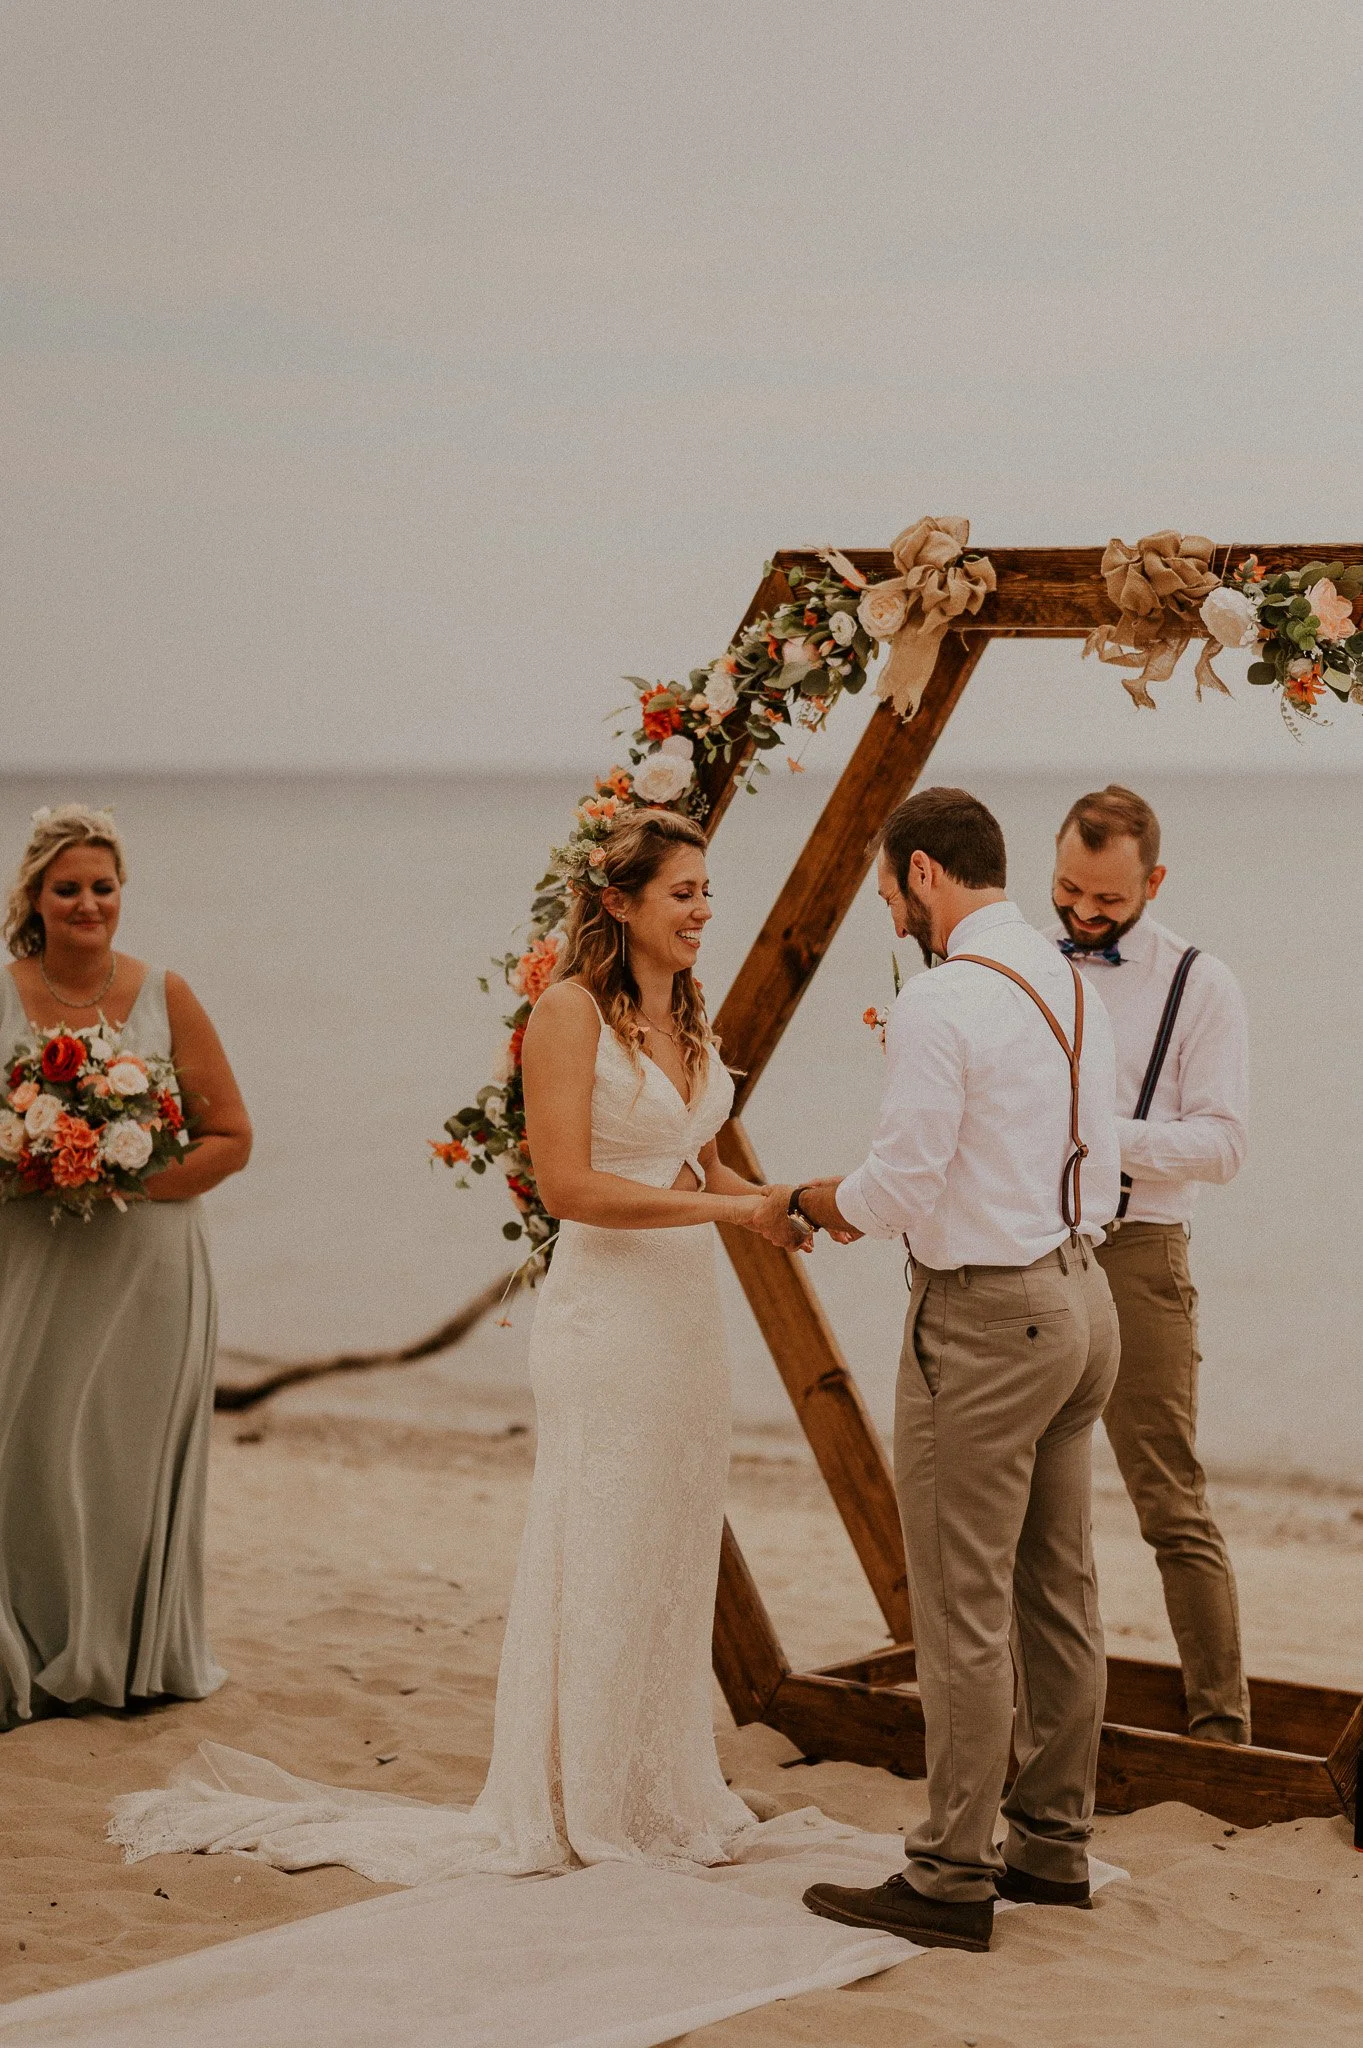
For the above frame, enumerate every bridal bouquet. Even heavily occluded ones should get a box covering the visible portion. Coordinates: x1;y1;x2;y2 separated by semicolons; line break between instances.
0;1023;191;1221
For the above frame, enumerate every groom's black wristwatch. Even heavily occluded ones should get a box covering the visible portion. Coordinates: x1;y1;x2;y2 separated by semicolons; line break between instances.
788;1186;822;1234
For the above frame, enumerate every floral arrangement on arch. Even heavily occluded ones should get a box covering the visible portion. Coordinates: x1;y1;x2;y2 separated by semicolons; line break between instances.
1200;557;1363;730
0;1023;191;1221
432;550;908;1280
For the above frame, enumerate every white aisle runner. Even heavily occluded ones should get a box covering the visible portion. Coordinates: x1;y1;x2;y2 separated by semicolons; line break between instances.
0;1827;1126;2048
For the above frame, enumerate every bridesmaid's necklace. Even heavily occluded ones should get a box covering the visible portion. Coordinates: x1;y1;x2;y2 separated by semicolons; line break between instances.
38;950;117;1010
638;1006;678;1043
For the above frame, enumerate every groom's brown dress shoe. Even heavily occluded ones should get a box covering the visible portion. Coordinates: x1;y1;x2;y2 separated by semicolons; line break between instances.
802;1872;993;1952
992;1865;1092;1909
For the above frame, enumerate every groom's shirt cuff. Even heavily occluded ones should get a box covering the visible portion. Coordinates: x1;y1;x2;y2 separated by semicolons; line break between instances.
834;1169;902;1241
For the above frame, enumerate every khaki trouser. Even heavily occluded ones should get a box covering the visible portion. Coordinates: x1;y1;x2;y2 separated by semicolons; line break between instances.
1094;1221;1250;1744
895;1240;1120;1903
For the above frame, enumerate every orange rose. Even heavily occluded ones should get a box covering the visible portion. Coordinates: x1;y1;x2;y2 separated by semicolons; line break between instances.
512;936;560;1005
49;1112;102;1189
639;686;683;741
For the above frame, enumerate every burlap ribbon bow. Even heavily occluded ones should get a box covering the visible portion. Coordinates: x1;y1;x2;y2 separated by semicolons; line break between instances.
826;518;996;720
1085;531;1231;707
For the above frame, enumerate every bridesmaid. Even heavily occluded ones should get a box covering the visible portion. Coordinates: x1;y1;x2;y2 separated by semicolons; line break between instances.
0;804;252;1729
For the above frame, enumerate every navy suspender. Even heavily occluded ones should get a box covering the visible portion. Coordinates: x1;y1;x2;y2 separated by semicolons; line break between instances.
1115;945;1200;1222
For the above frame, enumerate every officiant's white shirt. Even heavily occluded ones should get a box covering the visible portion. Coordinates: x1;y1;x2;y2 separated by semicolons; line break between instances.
836;901;1120;1268
1046;911;1249;1228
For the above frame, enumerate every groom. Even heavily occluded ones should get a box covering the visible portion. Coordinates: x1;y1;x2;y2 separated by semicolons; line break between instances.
755;787;1122;1953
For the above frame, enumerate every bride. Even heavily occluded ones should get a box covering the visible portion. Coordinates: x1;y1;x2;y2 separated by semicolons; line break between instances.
113;807;809;1885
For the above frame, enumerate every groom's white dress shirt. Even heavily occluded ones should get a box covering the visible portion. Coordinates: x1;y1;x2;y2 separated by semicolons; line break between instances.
836;900;1120;1268
1046;911;1249;1228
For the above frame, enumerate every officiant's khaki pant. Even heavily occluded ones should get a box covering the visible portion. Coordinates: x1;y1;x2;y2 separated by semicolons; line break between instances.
1095;1222;1250;1744
895;1240;1120;1903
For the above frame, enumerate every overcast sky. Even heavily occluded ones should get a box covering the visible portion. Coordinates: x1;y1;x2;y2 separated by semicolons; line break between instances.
4;0;1362;775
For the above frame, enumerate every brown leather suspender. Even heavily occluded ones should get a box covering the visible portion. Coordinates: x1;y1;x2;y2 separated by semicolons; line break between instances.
947;954;1089;1232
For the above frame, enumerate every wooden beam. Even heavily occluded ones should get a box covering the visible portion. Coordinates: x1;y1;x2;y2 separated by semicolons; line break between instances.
766;1669;1343;1827
714;631;989;1110
773;545;1363;638
1326;1697;1361;1824
768;1671;928;1781
715;1121;912;1644
1096;1722;1340;1828
712;1517;790;1725
814;1647;1356;1758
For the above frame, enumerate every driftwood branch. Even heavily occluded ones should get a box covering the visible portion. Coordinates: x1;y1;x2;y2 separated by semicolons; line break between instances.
213;1268;516;1412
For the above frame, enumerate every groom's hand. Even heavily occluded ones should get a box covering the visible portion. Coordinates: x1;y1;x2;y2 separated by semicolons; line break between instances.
797;1178;863;1244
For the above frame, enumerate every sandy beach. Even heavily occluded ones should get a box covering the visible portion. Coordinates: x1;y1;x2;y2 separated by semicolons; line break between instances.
0;1406;1358;2045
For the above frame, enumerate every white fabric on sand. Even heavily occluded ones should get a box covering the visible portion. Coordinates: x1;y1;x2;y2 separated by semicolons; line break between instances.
0;1827;1127;2047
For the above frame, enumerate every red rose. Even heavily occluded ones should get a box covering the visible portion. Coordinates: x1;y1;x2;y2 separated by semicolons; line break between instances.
17;1149;53;1193
158;1089;184;1132
41;1035;86;1084
9;1062;23;1088
508;1027;526;1069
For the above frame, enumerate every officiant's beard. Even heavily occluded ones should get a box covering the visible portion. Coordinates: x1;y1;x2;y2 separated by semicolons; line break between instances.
1053;897;1145;953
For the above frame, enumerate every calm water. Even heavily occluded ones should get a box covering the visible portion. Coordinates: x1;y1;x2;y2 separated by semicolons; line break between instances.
1;769;1359;1483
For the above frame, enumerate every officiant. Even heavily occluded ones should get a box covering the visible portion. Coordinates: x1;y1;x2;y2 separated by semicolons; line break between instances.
1049;784;1251;1746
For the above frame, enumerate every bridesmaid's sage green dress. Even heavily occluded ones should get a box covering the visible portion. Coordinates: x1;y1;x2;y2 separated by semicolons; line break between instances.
0;966;225;1730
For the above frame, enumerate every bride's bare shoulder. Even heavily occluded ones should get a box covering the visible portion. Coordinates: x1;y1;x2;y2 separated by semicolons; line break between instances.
523;979;602;1053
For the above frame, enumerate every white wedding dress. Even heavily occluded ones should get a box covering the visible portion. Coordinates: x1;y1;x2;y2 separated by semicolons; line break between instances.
0;1010;1125;2047
109;1016;758;1883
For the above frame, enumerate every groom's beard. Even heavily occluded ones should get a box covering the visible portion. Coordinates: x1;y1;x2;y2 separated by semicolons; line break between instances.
901;890;936;968
1053;897;1145;953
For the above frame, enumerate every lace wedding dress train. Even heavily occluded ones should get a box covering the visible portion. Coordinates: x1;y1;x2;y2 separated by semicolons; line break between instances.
112;1018;765;1882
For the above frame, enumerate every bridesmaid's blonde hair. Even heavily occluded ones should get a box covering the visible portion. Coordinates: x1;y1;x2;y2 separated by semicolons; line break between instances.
553;809;713;1085
4;804;127;958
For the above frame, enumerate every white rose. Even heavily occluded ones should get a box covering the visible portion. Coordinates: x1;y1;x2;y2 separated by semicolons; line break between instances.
101;1119;154;1171
106;1058;149;1097
633;751;695;804
24;1092;63;1139
827;609;857;646
857;583;910;641
702;668;739;717
0;1109;25;1161
86;1035;115;1062
657;733;694;759
1199;585;1260;650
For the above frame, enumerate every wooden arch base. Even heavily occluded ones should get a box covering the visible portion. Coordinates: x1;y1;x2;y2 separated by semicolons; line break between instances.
700;544;1362;1834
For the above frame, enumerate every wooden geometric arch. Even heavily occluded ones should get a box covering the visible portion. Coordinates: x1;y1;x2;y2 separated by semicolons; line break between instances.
701;543;1362;1833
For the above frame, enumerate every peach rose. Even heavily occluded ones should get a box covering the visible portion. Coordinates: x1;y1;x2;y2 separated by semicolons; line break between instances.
1307;578;1354;643
8;1080;39;1113
857;583;910;641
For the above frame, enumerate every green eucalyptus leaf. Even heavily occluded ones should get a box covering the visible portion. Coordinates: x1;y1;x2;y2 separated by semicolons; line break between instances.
502;1221;523;1241
470;1156;487;1175
1246;661;1277;686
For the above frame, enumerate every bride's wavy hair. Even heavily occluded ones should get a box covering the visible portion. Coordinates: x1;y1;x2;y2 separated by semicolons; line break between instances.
552;809;713;1084
5;804;127;959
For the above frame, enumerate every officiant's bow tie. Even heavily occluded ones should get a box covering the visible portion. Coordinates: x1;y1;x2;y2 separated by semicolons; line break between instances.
1059;938;1123;965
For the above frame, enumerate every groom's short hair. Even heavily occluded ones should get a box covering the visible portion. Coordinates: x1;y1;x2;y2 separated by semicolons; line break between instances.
878;787;1007;892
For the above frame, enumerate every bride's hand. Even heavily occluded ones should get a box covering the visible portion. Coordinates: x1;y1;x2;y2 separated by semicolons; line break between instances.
740;1185;813;1252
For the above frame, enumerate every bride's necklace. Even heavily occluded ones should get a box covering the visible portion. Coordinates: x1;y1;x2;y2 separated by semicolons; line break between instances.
638;1007;678;1044
38;950;117;1010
